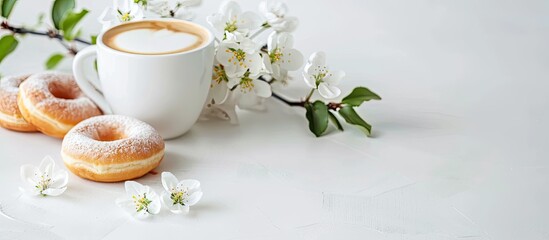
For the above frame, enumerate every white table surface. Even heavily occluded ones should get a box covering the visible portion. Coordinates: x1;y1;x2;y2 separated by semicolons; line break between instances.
1;0;548;239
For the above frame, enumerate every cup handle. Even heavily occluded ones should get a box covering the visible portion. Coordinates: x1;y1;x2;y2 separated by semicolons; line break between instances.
73;45;113;114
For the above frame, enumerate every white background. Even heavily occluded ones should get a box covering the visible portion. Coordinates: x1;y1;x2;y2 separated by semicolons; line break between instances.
1;0;548;239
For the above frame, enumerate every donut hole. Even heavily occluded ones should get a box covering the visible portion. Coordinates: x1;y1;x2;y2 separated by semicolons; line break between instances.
94;125;127;142
48;81;79;100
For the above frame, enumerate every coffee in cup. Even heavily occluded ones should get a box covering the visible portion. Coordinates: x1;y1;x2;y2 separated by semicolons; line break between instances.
102;20;208;55
73;19;215;139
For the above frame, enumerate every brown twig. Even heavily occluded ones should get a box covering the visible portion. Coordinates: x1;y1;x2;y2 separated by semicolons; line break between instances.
258;76;343;111
271;92;305;107
1;21;91;55
327;102;342;111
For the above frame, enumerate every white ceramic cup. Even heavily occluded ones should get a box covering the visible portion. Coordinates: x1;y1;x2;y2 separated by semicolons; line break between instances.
73;19;215;139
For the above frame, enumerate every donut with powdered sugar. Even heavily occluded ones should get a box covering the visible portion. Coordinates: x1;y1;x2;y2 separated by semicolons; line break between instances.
0;74;37;132
61;115;165;182
17;72;102;138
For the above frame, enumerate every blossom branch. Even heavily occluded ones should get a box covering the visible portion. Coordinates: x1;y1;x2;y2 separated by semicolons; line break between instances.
1;20;91;55
258;76;343;111
270;91;342;111
271;92;304;107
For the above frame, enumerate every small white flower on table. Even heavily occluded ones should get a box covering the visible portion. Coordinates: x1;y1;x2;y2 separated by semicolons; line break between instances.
98;0;145;31
160;172;202;214
207;1;262;38
259;1;299;32
303;51;346;99
116;181;161;219
20;156;68;197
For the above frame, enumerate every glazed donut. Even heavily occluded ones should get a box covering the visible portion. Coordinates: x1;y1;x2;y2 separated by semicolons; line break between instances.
18;72;102;138
0;75;37;132
61;115;165;182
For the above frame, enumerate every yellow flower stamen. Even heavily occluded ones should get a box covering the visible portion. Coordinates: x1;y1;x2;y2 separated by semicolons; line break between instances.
224;20;238;33
269;48;283;64
212;65;228;84
227;48;248;68
170;188;188;206
34;172;52;196
132;193;152;213
118;10;133;22
312;65;330;87
239;71;254;92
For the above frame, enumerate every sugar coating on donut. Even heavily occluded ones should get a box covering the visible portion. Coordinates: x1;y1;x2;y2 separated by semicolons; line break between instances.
0;74;30;115
62;115;165;163
20;72;102;124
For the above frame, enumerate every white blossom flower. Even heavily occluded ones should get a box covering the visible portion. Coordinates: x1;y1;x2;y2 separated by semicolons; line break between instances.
259;1;299;32
210;64;230;102
303;51;345;99
216;48;271;99
216;38;263;82
115;0;145;22
147;0;201;20
207;1;261;38
228;70;272;98
265;32;303;78
116;181;161;219
98;0;144;31
225;31;261;55
20;156;68;197
203;63;245;123
160;172;203;214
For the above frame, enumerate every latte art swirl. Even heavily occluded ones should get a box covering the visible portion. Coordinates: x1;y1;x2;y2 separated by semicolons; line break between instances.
102;21;207;55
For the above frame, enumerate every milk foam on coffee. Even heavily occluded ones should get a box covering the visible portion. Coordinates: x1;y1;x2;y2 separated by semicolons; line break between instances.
113;28;199;54
102;20;207;55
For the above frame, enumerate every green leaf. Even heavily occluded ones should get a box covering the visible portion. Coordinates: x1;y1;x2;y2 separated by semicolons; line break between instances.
51;0;75;30
0;35;18;64
1;0;18;18
45;53;64;69
59;9;88;41
305;100;329;137
338;106;372;136
341;87;381;107
328;111;344;131
90;35;97;45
